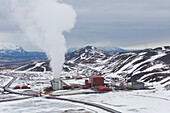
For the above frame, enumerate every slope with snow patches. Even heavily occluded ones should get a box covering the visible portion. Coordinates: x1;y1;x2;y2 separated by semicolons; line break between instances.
14;46;170;89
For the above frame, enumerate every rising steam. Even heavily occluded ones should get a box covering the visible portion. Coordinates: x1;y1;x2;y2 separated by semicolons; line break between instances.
10;0;76;78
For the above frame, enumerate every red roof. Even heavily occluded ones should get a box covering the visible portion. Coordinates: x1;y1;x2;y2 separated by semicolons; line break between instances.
22;85;29;89
74;85;79;88
82;86;89;89
89;76;104;78
14;85;20;89
74;76;84;79
63;86;72;89
97;86;110;92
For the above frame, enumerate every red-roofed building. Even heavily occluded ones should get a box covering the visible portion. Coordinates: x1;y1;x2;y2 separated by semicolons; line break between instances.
97;86;110;92
89;76;104;87
14;85;20;89
22;85;29;89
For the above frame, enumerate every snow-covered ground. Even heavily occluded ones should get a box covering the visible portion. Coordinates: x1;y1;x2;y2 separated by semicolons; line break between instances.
6;71;52;93
1;70;170;113
60;89;170;113
0;94;30;100
0;75;13;87
0;97;107;113
52;89;95;96
1;88;170;113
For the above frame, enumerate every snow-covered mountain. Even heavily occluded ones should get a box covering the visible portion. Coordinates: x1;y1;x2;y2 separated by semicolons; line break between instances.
67;47;79;54
0;43;47;68
0;43;48;57
0;43;26;55
0;43;47;57
66;46;112;63
67;46;128;53
15;45;170;89
0;43;21;50
97;46;128;52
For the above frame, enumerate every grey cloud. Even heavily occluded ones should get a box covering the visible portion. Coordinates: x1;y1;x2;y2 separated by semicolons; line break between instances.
0;0;170;50
61;0;170;48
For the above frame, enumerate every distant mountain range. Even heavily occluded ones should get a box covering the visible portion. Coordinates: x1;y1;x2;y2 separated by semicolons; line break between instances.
0;43;47;68
67;46;129;53
0;43;46;57
0;43;26;55
0;43;129;56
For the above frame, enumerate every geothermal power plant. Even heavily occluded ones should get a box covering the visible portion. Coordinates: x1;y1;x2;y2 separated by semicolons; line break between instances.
51;78;63;90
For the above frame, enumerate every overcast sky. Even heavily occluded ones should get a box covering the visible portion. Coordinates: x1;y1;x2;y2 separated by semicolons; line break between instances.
0;0;170;51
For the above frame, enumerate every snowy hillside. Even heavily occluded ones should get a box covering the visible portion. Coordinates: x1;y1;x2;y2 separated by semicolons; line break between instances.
66;46;112;63
14;46;170;89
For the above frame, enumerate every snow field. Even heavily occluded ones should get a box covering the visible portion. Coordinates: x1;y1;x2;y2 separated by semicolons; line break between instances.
60;90;170;113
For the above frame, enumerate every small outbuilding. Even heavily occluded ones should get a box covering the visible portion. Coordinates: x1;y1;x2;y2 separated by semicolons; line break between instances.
82;86;89;89
14;85;20;89
97;86;111;92
74;85;79;88
22;85;29;89
131;82;144;90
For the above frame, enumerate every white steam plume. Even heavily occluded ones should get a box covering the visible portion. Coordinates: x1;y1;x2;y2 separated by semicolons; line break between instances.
10;0;76;78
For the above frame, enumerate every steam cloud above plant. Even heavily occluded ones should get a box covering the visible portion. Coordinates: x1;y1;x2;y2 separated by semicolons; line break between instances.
10;0;76;78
